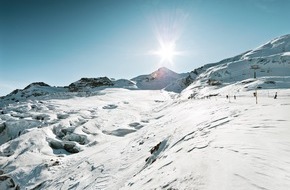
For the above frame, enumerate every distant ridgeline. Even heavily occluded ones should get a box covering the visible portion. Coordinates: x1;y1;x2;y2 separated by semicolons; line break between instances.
1;34;290;105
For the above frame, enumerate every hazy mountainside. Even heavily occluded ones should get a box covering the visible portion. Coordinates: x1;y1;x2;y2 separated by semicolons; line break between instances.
1;34;290;189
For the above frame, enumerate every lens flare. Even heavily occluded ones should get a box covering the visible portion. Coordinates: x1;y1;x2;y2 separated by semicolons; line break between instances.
152;41;181;64
146;2;189;66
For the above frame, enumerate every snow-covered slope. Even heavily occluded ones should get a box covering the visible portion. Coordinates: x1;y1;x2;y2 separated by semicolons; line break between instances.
164;71;197;93
0;88;290;189
131;67;186;90
242;34;290;59
181;34;290;99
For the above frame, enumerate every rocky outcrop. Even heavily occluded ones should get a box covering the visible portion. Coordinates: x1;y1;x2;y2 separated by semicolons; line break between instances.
23;82;50;90
68;77;114;92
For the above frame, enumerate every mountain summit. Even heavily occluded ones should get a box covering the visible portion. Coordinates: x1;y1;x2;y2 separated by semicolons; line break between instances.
150;67;180;79
131;67;185;90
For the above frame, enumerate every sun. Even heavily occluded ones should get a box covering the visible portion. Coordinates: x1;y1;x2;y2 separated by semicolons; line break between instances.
153;41;178;63
156;42;175;63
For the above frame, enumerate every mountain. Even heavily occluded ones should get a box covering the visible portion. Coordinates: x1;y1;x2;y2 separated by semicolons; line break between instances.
0;77;136;106
1;67;185;104
0;82;67;106
131;67;186;90
1;34;290;189
163;50;253;93
2;34;290;102
179;34;290;99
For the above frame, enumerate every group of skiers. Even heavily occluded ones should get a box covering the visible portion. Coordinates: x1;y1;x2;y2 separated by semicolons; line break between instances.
225;92;278;100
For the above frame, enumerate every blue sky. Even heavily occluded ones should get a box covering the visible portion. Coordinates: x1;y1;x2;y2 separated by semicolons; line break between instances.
1;0;290;96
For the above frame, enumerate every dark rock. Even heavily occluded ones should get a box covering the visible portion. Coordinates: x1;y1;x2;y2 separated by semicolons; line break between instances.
48;139;63;149
23;82;50;90
68;77;113;92
207;79;221;86
52;160;60;166
10;89;20;95
63;142;80;153
0;122;6;133
150;142;161;154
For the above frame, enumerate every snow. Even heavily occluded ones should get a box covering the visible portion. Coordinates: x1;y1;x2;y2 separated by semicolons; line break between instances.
0;87;290;189
1;34;290;189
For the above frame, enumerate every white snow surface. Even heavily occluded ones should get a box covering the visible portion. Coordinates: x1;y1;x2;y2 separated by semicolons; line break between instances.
0;86;290;190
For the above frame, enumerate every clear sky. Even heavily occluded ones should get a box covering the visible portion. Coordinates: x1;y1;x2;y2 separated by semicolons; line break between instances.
1;0;290;96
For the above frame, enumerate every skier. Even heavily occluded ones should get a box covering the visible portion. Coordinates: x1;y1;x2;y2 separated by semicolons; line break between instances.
274;92;277;99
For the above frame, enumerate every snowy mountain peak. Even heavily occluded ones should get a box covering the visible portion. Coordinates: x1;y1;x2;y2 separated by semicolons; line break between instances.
131;67;184;90
150;67;179;79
